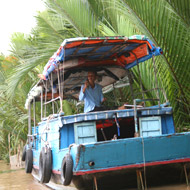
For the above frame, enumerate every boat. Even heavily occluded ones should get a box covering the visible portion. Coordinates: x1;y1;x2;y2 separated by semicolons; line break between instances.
22;35;190;190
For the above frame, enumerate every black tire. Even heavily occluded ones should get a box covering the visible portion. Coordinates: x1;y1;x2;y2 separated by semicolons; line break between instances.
25;148;33;173
39;147;52;183
61;154;73;186
22;145;26;161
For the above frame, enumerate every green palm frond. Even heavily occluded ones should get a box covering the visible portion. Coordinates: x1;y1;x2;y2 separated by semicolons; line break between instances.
113;0;190;127
46;0;98;36
165;0;190;27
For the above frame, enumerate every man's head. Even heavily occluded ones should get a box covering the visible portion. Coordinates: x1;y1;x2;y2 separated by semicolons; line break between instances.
87;71;97;84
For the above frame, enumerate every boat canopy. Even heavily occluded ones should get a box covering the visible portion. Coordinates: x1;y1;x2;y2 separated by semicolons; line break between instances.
42;35;162;79
25;35;163;109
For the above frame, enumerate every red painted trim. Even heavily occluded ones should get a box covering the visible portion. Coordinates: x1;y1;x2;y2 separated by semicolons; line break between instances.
52;170;61;175
33;165;39;169
73;158;190;176
33;158;190;176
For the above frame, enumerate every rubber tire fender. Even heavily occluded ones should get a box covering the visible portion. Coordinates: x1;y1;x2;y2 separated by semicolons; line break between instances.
61;154;73;186
25;148;33;173
39;147;52;183
22;145;26;161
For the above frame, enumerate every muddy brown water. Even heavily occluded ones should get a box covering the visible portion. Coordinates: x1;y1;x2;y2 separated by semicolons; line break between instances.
0;160;48;190
0;160;189;190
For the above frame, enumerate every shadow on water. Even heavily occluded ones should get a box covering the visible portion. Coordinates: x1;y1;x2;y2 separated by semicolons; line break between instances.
0;160;189;190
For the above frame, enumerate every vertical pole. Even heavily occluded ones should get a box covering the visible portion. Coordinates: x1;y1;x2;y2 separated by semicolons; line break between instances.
44;80;47;117
57;65;61;96
152;55;161;107
62;64;64;99
41;87;43;120
134;99;139;137
131;52;145;100
57;65;63;112
33;98;36;131
136;169;145;190
33;98;36;149
137;64;145;99
28;102;31;146
184;164;189;187
93;176;98;190
126;69;135;100
50;72;55;114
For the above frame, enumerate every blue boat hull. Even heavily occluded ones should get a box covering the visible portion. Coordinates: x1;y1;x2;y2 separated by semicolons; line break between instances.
32;132;190;189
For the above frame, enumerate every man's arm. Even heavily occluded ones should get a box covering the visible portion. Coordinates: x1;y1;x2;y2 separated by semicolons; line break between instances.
82;80;89;93
99;85;105;103
79;85;85;101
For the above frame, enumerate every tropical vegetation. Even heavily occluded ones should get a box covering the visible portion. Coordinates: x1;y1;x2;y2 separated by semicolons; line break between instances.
0;0;189;162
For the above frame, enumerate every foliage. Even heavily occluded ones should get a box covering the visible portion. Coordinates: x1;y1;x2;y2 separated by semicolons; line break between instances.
0;55;29;161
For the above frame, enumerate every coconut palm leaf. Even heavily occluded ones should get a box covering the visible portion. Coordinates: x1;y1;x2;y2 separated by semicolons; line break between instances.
112;0;190;127
46;0;98;36
165;0;190;27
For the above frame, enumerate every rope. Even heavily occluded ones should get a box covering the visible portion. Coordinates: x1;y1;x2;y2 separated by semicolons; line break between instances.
40;114;54;145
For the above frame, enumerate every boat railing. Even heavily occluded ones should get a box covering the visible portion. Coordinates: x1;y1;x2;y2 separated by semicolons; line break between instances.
43;96;63;112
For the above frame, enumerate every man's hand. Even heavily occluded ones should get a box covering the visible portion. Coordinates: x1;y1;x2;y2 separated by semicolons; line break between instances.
83;80;89;93
38;74;46;80
102;97;106;103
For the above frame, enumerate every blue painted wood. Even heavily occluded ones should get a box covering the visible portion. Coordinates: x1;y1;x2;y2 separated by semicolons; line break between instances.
59;107;173;125
32;126;39;150
32;107;178;175
161;115;175;134
70;132;190;172
60;123;74;149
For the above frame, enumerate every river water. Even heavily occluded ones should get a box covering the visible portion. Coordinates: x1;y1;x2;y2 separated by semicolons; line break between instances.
0;160;48;190
0;160;189;190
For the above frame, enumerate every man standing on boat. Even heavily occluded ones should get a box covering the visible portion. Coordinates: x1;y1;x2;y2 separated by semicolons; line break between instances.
79;71;105;113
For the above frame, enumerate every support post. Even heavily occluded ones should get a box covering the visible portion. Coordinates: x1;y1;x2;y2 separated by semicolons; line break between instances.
134;99;139;137
44;80;47;117
33;97;36;131
50;72;55;114
93;175;98;190
136;169;145;190
137;64;145;99
152;55;161;107
126;69;135;100
28;102;31;147
184;164;189;187
57;65;63;113
41;86;43;120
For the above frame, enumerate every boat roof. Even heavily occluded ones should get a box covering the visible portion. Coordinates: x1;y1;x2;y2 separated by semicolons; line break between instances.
25;35;163;109
50;35;162;70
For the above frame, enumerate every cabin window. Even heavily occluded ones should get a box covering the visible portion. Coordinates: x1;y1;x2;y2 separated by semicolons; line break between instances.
96;118;135;141
74;122;97;144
